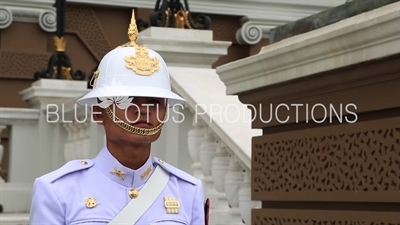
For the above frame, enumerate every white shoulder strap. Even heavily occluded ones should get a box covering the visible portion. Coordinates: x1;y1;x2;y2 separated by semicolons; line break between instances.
108;165;170;225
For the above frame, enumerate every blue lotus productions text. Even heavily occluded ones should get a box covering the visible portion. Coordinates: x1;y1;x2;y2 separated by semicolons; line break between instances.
194;103;358;124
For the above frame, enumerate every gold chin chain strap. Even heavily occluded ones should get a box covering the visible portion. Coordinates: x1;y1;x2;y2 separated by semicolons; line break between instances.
105;107;164;136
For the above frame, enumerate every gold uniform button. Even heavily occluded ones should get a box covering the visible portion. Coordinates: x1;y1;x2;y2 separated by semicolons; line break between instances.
158;159;164;164
81;161;88;165
85;197;97;208
129;188;139;199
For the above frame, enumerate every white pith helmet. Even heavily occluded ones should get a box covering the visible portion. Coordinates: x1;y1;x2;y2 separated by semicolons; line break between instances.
76;10;185;108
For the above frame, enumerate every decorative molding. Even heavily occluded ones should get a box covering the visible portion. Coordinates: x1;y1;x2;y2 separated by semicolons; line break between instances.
236;18;279;45
137;27;232;68
0;108;40;125
27;0;345;18
217;2;400;95
0;1;56;32
1;0;345;44
87;0;345;45
19;79;89;109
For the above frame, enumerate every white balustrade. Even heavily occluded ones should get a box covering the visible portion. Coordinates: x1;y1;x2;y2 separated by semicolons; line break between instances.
187;114;262;225
198;127;220;222
187;116;206;180
239;167;262;224
0;108;40;214
225;154;245;224
211;140;231;225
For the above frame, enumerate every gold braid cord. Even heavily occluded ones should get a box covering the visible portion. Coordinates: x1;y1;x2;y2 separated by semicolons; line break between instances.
105;107;164;136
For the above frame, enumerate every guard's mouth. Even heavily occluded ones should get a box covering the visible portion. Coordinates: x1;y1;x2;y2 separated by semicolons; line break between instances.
130;120;152;127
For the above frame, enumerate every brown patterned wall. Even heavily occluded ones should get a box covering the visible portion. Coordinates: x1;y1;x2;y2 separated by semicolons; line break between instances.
64;5;114;61
253;117;400;202
236;54;400;224
0;51;51;80
253;209;400;225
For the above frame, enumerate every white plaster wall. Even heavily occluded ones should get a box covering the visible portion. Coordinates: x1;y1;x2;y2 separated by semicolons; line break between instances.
50;123;68;170
8;124;39;183
89;122;106;159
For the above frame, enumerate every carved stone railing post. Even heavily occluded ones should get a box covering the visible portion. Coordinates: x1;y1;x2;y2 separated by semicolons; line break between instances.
199;127;220;221
211;140;231;225
225;152;245;224
187;116;206;180
0;124;6;183
239;164;261;224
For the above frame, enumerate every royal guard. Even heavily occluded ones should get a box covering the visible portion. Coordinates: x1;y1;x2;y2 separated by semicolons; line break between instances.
29;9;209;225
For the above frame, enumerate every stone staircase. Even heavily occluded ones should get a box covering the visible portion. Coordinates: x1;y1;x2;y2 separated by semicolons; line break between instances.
0;213;29;225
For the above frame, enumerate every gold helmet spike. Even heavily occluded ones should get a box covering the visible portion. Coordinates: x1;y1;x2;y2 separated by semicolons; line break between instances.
127;9;138;46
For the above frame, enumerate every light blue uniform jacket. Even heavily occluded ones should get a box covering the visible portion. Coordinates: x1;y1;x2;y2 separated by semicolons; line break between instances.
29;146;205;225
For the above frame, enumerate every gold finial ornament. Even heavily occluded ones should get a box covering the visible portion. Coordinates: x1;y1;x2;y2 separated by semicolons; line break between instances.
127;10;139;46
121;9;160;76
53;36;67;52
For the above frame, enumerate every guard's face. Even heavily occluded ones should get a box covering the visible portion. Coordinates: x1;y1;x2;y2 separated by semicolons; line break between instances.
93;97;167;144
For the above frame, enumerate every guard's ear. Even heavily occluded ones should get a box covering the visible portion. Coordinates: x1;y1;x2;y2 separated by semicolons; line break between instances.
92;105;104;125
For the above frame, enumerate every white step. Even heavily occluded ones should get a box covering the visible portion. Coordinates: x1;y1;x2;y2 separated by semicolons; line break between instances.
0;213;29;225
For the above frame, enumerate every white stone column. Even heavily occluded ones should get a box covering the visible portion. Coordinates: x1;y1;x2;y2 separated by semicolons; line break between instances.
187;116;206;180
63;123;73;162
63;119;91;161
199;127;219;224
0;124;6;183
19;79;88;176
61;96;105;160
211;140;231;225
239;166;261;224
225;153;245;225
